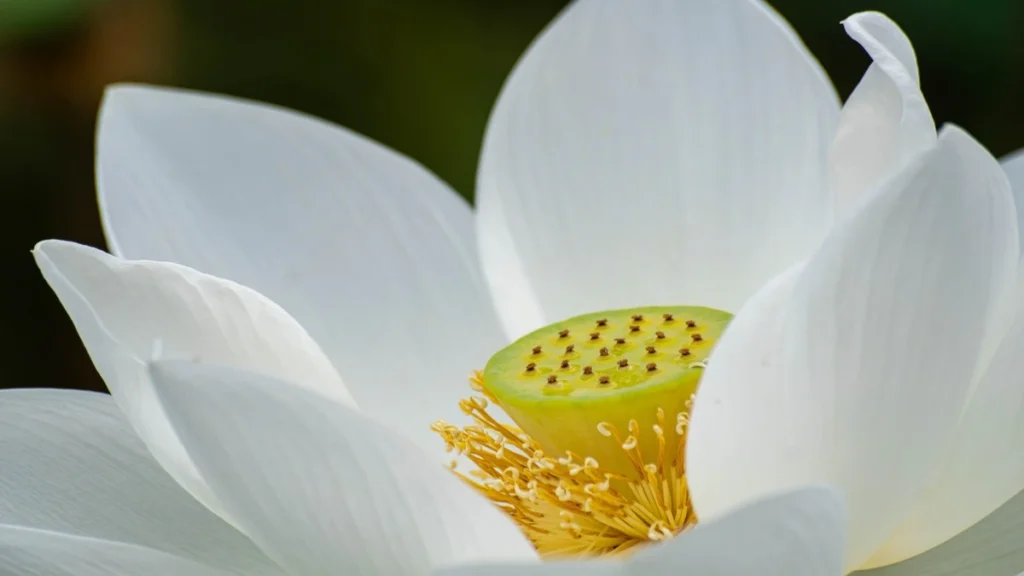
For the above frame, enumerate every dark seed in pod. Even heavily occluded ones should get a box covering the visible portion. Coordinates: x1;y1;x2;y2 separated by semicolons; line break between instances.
646;346;656;354
599;347;610;357
596;319;608;327
558;329;570;338
560;360;570;369
692;333;704;342
525;362;536;372
532;345;542;355
547;375;558;385
599;376;610;385
686;320;697;328
655;331;666;339
679;348;691;357
590;332;601;340
615;338;626;345
617;359;629;368
565;344;575;353
646;362;657;372
583;366;593;375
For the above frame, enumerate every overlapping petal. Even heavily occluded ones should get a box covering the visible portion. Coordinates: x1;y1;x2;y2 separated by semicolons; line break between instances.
0;388;280;575
857;487;1024;575
828;12;936;213
0;527;238;576
33;240;350;519
1003;149;1024;250
476;0;840;338
97;85;509;445
148;360;537;576
687;125;1019;569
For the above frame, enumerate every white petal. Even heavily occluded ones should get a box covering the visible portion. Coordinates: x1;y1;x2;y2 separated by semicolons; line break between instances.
828;12;936;214
0;526;237;576
33;240;351;518
856;488;1024;576
687;125;1019;569
0;388;281;575
1003;148;1024;251
98;84;511;443
867;296;1024;565
435;486;847;576
148;359;537;576
476;0;840;335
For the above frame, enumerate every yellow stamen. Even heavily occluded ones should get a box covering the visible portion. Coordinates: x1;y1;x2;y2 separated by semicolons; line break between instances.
433;371;697;557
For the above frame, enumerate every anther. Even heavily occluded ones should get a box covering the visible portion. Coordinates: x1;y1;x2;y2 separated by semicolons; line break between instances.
686;320;697;328
532;345;542;355
596;319;608;327
614;338;626;345
560;360;570;369
558;329;570;339
629;325;641;333
565;344;575;354
679;348;691;357
583;366;593;375
645;346;656;354
663;313;674;321
692;333;703;342
525;362;537;372
631;314;644;322
589;332;600;340
546;375;558;385
599;347;610;357
617;359;629;368
655;331;666;339
646;362;657;372
599;376;610;385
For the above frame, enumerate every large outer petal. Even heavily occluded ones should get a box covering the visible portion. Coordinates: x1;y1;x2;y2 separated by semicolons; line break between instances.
476;0;840;338
0;527;238;576
0;388;281;575
827;12;935;214
863;149;1024;565
148;360;537;576
33;240;350;520
857;487;1024;576
97;85;509;444
687;125;1019;569
435;487;847;576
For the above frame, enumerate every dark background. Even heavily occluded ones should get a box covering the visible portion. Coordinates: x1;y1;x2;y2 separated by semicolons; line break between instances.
2;0;1021;393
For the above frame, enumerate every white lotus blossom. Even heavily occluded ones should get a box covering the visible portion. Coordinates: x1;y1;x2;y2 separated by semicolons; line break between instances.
6;1;1024;575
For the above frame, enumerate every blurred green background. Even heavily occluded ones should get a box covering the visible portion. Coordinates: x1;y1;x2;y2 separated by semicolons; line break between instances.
1;0;1022;392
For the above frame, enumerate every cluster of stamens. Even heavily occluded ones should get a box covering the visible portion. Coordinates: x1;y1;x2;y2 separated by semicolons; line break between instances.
432;373;699;557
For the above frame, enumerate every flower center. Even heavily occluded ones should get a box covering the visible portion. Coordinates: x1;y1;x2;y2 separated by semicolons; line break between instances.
432;306;732;558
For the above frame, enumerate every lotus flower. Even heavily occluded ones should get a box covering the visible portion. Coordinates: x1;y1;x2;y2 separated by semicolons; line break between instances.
7;1;1024;575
